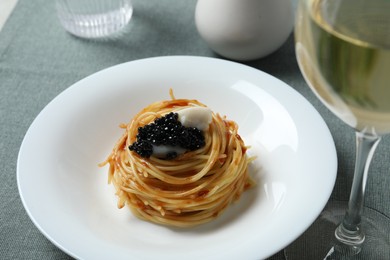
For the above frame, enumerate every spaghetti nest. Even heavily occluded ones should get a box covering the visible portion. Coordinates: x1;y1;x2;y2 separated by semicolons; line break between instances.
100;95;255;227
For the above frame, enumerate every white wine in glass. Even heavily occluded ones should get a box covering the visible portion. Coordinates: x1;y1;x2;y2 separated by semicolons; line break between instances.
290;0;390;258
296;0;390;134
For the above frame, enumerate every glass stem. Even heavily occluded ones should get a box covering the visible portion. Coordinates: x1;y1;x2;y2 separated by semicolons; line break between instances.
335;131;381;245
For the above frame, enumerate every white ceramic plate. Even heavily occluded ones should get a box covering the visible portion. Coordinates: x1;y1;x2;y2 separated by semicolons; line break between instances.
17;56;337;260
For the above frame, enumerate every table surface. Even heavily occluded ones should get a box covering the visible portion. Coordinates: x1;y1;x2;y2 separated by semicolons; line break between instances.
1;0;389;259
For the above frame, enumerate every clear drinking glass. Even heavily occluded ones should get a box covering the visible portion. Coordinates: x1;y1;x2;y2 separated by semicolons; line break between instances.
56;0;133;39
287;0;390;259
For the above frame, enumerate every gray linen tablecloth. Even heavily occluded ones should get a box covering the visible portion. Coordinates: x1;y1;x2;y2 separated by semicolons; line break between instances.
0;0;389;259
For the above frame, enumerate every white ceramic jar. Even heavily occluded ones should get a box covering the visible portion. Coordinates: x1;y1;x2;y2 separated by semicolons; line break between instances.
195;0;294;61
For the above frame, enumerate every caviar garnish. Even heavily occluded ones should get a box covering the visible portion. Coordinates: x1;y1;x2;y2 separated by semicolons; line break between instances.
128;140;153;158
129;112;206;159
166;151;178;160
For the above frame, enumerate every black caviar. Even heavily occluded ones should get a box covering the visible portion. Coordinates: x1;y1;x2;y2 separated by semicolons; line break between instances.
129;112;205;159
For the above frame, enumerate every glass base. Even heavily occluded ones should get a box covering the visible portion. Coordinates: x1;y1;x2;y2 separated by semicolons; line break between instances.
285;201;390;260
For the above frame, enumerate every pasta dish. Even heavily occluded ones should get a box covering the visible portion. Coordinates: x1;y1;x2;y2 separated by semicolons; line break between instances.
100;90;255;227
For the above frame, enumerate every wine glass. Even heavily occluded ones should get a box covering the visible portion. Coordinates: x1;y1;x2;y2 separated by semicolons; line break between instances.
286;0;390;258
